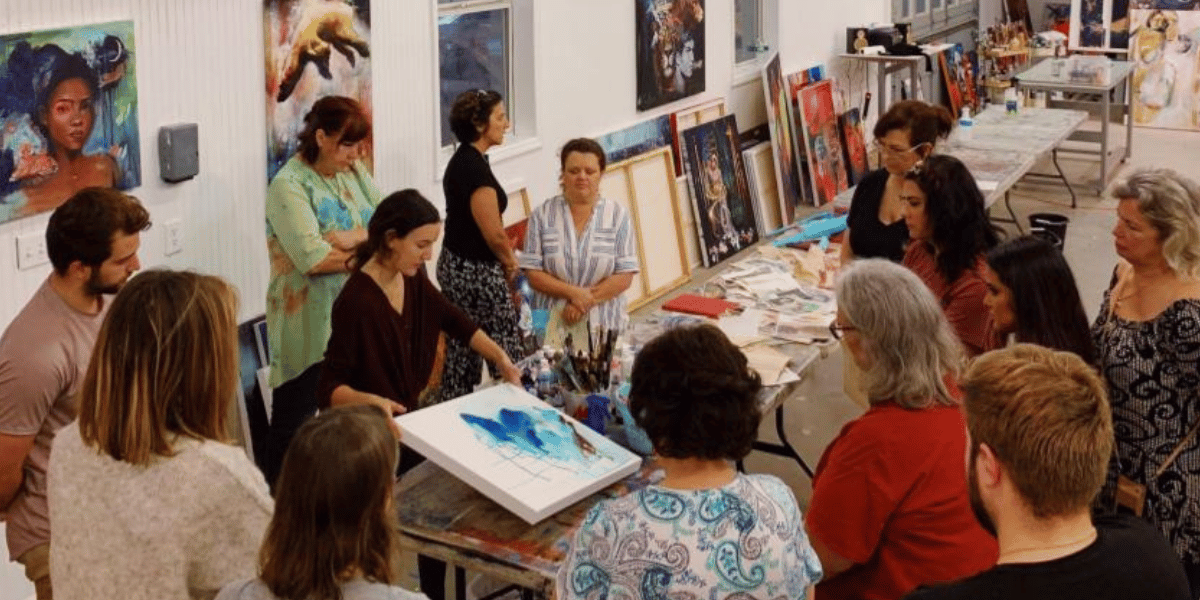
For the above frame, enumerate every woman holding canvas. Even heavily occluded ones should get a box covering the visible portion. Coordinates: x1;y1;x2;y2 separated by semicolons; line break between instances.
520;138;639;331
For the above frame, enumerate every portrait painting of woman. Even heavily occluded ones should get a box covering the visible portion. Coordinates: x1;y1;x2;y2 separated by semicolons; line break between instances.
0;21;140;223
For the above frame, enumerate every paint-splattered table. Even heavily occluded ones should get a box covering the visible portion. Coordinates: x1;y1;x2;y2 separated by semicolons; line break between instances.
395;457;662;600
834;106;1089;229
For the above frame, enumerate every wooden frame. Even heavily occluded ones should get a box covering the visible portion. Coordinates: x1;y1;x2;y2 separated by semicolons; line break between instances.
599;147;692;311
743;142;783;235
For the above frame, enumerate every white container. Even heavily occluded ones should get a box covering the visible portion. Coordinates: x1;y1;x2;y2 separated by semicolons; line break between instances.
958;107;975;141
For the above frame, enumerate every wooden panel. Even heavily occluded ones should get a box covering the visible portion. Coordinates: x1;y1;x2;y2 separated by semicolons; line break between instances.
628;152;689;293
598;167;647;304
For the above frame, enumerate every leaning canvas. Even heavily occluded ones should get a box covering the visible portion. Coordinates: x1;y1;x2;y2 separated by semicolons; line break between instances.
1129;8;1200;132
264;0;372;182
680;114;760;266
0;21;141;224
395;384;641;524
797;80;850;205
761;53;805;225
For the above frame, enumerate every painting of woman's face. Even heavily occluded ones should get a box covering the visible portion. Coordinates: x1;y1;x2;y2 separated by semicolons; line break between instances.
41;77;95;153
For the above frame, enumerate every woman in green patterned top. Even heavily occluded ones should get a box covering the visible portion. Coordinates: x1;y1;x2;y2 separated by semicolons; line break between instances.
262;95;381;486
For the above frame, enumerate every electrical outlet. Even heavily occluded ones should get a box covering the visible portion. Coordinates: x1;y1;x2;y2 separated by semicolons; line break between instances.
164;219;183;256
16;232;48;270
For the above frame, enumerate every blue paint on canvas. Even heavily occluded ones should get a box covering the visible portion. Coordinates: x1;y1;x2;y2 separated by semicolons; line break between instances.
461;407;618;478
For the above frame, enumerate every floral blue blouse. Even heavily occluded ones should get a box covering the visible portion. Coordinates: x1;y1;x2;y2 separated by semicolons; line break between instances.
557;473;822;600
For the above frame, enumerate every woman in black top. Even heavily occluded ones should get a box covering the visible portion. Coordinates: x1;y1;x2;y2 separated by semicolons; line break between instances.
437;90;523;402
842;100;953;264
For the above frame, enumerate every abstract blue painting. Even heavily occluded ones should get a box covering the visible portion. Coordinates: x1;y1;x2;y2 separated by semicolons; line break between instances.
396;384;641;523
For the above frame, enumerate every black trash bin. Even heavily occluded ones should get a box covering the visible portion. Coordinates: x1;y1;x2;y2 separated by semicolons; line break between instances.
1028;213;1069;250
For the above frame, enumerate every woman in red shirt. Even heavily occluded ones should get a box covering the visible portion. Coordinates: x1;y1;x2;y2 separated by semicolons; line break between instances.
808;259;998;600
900;155;1001;356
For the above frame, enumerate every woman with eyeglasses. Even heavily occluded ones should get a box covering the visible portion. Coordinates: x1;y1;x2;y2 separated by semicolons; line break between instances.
808;259;997;600
841;100;953;264
901;154;1001;357
437;90;524;404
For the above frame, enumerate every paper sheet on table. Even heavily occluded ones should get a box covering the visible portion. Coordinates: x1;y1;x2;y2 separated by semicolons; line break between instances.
975;179;999;191
742;344;792;385
718;309;768;341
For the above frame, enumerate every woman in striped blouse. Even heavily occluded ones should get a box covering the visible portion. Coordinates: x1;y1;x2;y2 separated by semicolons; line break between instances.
520;138;639;332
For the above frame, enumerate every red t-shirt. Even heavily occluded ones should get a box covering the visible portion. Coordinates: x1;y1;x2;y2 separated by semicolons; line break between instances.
807;400;998;600
903;242;997;356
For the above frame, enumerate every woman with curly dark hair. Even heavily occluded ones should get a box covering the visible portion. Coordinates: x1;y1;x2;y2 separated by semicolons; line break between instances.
556;324;823;600
900;154;1001;356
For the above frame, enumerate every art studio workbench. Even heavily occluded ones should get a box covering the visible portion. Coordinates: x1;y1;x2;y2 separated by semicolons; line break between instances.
394;246;830;600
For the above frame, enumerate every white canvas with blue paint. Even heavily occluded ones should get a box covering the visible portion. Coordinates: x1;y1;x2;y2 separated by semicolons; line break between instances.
395;384;642;523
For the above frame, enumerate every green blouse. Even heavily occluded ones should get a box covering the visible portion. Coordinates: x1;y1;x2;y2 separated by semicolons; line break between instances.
265;156;381;388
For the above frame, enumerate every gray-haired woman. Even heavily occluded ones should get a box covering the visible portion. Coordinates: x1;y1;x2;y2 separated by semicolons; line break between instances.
805;259;997;600
1091;168;1200;595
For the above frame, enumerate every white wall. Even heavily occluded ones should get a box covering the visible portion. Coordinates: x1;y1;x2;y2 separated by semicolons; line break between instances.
0;0;887;591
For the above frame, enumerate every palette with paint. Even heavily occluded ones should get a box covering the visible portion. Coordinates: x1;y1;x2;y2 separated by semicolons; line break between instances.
395;384;642;524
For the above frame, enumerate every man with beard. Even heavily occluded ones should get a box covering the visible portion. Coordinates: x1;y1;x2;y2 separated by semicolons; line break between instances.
0;186;148;600
904;344;1189;600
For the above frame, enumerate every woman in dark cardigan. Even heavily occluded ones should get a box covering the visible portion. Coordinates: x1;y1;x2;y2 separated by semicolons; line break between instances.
317;188;521;417
318;189;521;600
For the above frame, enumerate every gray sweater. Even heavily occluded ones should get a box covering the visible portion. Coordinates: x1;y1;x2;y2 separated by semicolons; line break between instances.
216;577;429;600
47;422;273;600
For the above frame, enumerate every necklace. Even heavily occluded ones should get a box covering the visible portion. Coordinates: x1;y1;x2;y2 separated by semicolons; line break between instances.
997;529;1097;562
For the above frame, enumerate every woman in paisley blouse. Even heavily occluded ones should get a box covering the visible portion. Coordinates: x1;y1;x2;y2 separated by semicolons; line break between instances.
1092;168;1200;595
557;323;822;600
262;95;381;486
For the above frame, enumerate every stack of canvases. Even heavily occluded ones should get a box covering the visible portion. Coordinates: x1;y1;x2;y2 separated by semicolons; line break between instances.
759;52;868;225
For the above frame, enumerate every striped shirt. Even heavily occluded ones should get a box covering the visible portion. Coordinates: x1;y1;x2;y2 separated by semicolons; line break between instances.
519;195;639;331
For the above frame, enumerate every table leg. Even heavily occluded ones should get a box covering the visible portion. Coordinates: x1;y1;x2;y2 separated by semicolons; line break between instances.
1052;149;1077;208
910;63;919;102
1124;76;1133;163
877;63;887;120
749;404;814;478
456;566;467;600
1100;89;1110;195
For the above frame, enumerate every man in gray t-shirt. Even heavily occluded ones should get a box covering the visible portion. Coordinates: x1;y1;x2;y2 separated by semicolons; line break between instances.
0;188;149;600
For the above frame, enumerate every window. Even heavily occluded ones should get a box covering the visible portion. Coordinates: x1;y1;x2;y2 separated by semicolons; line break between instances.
436;0;534;154
734;0;777;73
893;0;977;40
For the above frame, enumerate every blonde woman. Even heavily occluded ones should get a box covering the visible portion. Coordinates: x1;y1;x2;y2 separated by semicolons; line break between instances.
48;270;272;600
217;406;426;600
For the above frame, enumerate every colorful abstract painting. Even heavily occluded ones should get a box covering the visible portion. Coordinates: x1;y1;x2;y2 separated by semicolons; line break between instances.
0;21;140;224
838;108;869;186
680;115;760;267
636;0;706;110
785;72;818;205
264;0;372;183
1130;8;1200;131
797;80;850;206
761;53;804;225
395;384;640;524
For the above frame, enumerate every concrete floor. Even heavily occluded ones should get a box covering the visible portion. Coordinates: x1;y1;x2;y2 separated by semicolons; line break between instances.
745;122;1196;509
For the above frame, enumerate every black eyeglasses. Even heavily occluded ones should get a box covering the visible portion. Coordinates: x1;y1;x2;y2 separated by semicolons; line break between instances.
829;322;857;340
